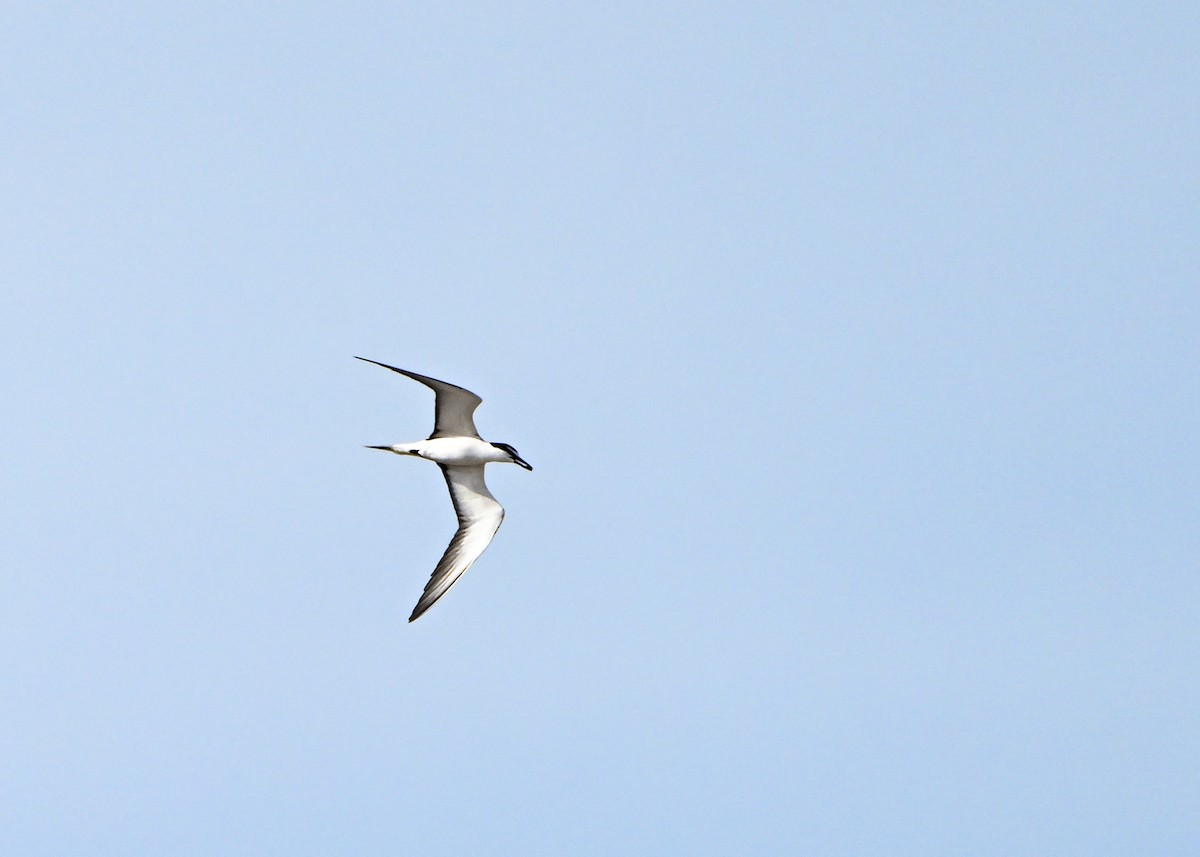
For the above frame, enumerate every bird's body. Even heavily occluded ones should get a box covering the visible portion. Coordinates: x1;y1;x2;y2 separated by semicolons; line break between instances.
356;357;531;622
374;436;519;466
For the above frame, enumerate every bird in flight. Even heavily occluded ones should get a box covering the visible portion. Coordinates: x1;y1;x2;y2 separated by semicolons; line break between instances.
357;356;532;622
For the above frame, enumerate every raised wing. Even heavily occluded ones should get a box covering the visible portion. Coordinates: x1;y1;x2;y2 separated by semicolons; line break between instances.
409;465;505;622
355;356;483;439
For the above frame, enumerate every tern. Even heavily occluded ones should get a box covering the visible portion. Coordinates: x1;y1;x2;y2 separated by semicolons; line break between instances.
357;356;532;622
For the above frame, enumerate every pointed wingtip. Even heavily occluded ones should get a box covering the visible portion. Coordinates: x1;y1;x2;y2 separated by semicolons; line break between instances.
409;593;441;622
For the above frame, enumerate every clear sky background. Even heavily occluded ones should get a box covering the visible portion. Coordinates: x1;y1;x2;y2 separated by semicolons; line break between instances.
2;3;1197;855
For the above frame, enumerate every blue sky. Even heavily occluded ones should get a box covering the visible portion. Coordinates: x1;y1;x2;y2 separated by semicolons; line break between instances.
2;3;1197;854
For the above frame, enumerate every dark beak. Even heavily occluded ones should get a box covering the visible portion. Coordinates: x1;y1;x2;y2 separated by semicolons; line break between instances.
364;445;393;451
512;455;533;471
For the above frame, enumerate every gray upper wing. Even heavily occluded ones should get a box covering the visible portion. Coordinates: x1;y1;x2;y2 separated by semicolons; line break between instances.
355;356;483;439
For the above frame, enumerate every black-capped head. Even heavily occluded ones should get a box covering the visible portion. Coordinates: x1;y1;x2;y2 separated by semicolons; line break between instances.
491;442;532;470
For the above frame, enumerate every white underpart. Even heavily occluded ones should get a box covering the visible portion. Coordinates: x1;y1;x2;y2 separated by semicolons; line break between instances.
392;437;512;465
